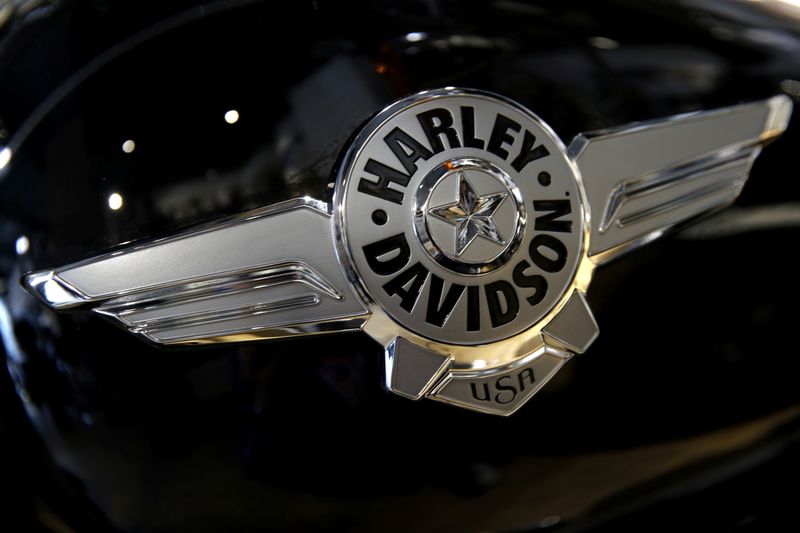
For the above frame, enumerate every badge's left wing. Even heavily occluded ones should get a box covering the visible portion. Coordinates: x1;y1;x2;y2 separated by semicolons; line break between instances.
24;198;369;345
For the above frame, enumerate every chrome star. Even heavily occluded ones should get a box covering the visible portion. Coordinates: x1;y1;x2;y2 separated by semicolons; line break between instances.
428;172;508;256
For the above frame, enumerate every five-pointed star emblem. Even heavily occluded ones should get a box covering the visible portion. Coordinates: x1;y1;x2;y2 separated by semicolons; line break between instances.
428;172;508;256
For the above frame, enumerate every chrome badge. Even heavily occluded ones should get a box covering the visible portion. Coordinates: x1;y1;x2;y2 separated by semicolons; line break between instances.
24;88;792;415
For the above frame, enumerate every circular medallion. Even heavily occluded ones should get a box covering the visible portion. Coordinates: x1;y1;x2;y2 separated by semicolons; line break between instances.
335;88;585;345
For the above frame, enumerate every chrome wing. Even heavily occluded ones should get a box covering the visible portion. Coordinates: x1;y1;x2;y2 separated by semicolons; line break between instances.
25;198;368;345
570;95;792;263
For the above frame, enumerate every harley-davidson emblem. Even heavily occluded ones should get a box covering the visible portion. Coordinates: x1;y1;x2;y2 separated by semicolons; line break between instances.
336;90;584;349
23;88;792;415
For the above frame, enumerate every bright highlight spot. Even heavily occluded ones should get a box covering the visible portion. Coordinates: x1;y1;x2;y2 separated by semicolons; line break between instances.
224;109;240;124
405;32;426;42
588;36;620;50
122;139;136;153
108;192;124;211
42;278;77;306
0;146;12;170
15;235;29;255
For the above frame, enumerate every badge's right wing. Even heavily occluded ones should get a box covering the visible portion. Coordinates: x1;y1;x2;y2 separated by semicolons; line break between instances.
570;95;792;263
24;198;369;345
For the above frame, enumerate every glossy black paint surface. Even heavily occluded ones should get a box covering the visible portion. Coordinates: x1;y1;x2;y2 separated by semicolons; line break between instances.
1;1;799;531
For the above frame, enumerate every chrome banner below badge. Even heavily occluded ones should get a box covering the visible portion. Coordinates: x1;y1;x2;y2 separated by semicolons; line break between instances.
24;88;793;415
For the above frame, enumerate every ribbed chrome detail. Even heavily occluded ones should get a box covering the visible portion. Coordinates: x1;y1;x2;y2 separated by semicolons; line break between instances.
604;150;754;232
91;261;340;343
